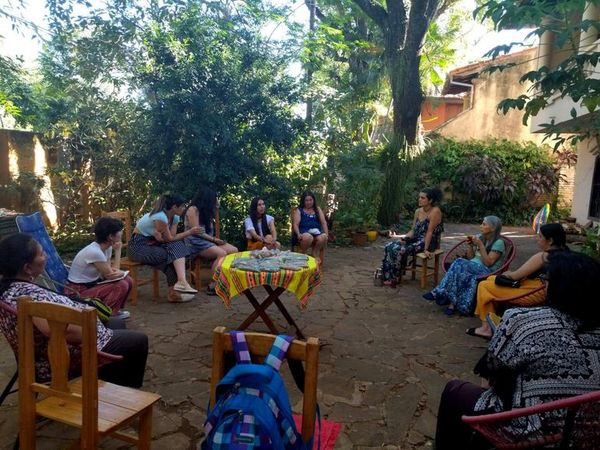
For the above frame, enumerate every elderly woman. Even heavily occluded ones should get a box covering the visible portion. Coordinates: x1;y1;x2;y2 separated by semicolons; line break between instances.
435;252;600;449
0;233;148;388
245;196;281;251
381;187;444;285
67;217;133;320
292;191;329;263
423;216;504;316
129;193;201;303
467;223;568;339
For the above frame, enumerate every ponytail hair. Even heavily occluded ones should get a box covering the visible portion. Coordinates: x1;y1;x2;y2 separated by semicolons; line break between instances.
150;193;186;215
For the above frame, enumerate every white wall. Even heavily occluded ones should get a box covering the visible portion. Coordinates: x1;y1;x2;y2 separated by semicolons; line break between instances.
571;138;598;223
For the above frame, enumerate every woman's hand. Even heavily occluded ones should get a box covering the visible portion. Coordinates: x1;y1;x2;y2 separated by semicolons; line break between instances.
424;250;432;259
188;226;202;236
106;269;126;280
112;240;122;251
153;230;164;242
214;238;226;245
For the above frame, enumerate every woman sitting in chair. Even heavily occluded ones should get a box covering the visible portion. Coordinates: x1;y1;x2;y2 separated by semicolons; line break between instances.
381;187;443;286
467;223;569;339
245;197;281;251
423;216;504;316
292;191;328;263
435;252;600;450
185;188;238;296
66;217;133;320
128;193;200;303
0;233;149;388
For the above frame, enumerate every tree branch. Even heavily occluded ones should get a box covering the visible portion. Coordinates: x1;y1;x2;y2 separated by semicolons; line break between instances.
351;0;388;30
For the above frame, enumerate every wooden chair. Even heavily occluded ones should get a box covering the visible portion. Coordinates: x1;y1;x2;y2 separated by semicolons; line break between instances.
406;248;445;289
189;208;220;290
462;390;600;449
442;235;516;281
209;326;319;444
290;207;325;266
102;210;160;305
17;296;161;449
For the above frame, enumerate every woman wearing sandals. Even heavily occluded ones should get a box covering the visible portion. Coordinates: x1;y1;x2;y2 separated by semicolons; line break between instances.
466;223;568;339
435;252;600;449
185;188;238;296
67;217;133;320
423;216;505;316
380;187;444;286
128;193;201;303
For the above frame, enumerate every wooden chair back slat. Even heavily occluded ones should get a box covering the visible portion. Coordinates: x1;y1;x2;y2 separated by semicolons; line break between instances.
209;326;320;443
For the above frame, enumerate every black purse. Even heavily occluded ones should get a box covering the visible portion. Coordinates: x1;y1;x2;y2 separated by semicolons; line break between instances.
494;274;521;288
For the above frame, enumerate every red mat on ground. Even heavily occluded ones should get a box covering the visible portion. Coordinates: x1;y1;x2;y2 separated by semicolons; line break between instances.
293;415;341;450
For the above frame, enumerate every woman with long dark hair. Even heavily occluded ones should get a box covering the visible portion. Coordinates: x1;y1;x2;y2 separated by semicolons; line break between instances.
0;233;148;388
381;187;444;285
245;197;281;250
185;188;237;295
129;193;200;303
291;191;328;263
436;251;600;449
468;223;569;339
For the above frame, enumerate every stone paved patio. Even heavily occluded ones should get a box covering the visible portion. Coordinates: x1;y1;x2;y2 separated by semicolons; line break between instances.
0;223;539;449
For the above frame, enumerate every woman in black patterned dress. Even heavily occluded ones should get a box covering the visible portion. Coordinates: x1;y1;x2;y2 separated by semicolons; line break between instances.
435;251;600;449
380;187;443;284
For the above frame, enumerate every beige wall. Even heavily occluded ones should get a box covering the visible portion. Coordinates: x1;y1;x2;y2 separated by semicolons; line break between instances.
0;129;57;227
434;49;545;145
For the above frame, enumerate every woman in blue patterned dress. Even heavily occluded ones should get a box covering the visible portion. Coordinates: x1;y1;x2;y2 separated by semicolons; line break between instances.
423;216;504;316
435;252;600;449
381;187;444;285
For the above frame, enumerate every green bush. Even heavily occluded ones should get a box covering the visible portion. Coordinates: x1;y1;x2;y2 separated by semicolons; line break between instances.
414;137;559;225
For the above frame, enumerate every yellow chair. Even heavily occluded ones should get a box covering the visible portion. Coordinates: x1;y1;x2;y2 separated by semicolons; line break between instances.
102;210;160;304
17;297;161;449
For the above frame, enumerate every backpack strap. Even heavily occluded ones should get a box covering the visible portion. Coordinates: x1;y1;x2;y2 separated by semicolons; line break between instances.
264;334;294;371
230;331;252;364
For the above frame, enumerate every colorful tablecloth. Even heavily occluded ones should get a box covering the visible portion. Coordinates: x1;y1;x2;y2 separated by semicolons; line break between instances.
213;251;322;308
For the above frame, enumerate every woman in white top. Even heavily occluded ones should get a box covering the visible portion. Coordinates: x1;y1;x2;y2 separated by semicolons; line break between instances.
245;197;281;251
67;217;133;319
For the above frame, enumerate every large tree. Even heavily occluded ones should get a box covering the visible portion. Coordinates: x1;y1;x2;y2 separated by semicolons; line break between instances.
348;0;455;145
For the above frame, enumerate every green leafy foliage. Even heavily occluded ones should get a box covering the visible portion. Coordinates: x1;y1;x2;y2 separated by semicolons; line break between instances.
475;0;600;153
416;137;560;224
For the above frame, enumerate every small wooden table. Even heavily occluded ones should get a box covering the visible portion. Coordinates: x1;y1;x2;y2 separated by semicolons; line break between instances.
213;251;322;339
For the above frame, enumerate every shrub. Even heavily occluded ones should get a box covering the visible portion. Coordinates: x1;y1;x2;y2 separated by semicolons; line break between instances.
415;137;560;225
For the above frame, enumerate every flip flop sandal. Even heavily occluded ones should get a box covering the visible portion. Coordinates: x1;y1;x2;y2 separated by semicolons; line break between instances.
466;327;491;340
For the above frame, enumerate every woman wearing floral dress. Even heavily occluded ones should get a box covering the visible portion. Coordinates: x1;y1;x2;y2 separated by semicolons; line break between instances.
423;215;504;316
381;187;444;285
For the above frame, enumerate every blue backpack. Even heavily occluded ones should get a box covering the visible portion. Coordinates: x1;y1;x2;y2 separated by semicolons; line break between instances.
202;331;309;450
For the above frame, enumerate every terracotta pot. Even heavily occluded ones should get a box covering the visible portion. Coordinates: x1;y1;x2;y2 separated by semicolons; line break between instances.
351;231;368;246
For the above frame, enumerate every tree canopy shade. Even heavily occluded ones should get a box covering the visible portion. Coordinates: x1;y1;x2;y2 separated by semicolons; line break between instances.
475;0;600;152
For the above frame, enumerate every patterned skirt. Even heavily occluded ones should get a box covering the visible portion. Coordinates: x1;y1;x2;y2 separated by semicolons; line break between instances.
432;258;491;315
381;239;425;282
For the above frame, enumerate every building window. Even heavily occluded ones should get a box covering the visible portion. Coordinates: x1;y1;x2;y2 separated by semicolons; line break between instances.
589;156;600;220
